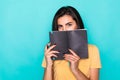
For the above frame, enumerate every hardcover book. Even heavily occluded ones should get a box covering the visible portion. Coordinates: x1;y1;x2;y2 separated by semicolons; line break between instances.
49;29;88;60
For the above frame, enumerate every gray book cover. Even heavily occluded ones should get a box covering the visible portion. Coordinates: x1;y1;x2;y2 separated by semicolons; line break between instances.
49;29;88;60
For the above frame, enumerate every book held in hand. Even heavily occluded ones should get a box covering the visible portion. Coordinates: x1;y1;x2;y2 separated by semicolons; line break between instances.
49;29;88;60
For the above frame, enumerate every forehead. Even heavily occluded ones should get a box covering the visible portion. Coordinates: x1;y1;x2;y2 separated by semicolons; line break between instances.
57;15;75;24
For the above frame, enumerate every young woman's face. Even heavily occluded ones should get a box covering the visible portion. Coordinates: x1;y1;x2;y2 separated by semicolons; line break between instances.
57;15;78;31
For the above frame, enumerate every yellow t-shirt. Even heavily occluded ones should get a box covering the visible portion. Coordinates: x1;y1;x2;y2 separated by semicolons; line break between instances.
42;44;101;80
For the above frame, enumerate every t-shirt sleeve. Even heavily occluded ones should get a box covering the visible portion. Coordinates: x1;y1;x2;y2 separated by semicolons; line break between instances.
41;45;48;68
90;45;101;68
41;57;46;68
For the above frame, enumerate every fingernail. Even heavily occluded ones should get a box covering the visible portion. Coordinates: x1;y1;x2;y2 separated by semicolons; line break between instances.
56;51;60;53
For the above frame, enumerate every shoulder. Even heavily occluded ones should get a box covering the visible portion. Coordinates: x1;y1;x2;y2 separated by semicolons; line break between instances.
87;44;101;68
88;44;98;49
88;44;99;51
88;44;100;56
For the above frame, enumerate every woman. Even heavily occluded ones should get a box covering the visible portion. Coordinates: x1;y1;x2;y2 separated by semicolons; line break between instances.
42;6;101;80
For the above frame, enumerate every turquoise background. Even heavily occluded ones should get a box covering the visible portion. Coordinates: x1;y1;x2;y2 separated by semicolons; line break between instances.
0;0;120;80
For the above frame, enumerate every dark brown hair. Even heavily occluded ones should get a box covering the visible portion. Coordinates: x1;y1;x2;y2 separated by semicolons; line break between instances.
52;6;84;31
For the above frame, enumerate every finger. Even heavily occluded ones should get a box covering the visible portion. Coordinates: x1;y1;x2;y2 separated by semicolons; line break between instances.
64;54;77;59
44;43;52;51
64;54;80;61
49;54;58;58
45;46;47;51
64;56;76;62
47;43;51;46
65;55;80;63
47;51;59;55
69;49;78;57
65;56;75;60
46;45;56;53
64;54;78;58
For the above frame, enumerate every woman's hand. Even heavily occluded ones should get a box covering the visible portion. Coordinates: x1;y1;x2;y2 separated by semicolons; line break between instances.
64;49;80;72
45;45;59;67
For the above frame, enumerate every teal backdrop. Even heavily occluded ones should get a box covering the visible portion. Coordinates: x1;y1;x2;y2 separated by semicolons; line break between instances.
0;0;120;80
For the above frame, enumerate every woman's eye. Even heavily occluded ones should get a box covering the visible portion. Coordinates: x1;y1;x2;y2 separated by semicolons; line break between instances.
58;25;62;28
67;23;72;26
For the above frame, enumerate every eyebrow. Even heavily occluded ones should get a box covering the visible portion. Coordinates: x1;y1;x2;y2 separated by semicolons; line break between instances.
57;22;73;26
65;22;72;25
57;24;62;26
